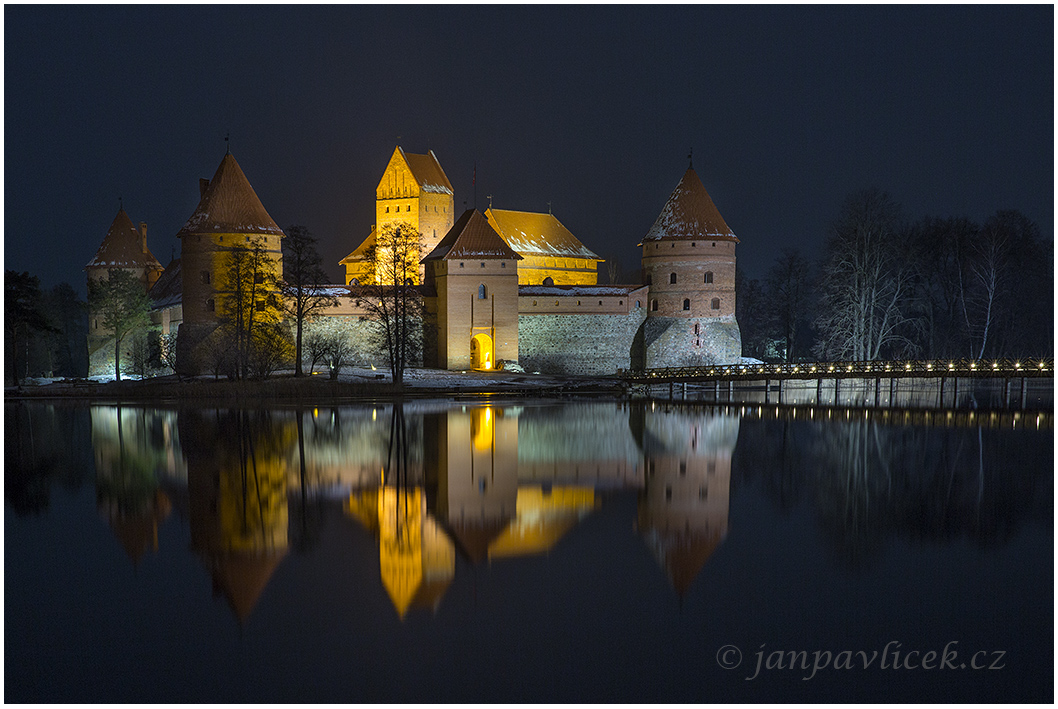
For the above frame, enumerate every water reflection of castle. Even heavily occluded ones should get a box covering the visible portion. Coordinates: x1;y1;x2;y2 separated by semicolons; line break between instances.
89;403;738;621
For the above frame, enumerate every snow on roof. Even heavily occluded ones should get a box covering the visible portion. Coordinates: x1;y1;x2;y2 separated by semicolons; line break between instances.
176;153;285;238
519;284;647;297
395;147;454;195
486;209;602;260
643;168;738;243
423;209;522;261
86;208;164;271
148;258;182;309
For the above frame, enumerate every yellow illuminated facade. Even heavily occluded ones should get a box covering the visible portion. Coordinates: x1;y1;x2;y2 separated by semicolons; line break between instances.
342;146;455;286
345;485;455;618
485;208;602;285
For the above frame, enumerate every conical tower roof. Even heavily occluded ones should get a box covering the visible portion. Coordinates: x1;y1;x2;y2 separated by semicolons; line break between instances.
177;152;284;238
643;168;738;243
423;209;522;262
86;208;164;270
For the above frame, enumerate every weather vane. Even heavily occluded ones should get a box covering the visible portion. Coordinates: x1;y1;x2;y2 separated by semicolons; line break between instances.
547;201;552;215
487;194;493;209
225;132;230;154
688;147;693;170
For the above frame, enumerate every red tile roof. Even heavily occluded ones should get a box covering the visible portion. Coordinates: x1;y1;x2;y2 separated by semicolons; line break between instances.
423;209;522;261
643;168;738;243
177;153;284;238
86;208;164;271
486;208;601;260
401;148;453;194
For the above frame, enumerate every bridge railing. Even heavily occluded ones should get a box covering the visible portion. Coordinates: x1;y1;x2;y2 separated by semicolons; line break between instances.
625;357;1054;382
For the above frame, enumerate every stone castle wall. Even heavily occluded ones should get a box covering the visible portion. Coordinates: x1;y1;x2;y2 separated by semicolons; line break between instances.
641;315;742;369
518;308;647;375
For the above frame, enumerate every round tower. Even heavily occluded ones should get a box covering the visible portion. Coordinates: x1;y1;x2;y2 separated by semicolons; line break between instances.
175;151;286;373
639;163;742;368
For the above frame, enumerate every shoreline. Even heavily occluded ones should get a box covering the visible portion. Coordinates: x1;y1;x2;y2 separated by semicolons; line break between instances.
3;369;630;403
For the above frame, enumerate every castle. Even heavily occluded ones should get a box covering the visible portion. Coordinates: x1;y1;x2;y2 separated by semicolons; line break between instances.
86;146;742;377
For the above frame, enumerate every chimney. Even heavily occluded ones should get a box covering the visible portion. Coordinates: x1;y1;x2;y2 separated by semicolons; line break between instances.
139;222;148;252
199;178;210;197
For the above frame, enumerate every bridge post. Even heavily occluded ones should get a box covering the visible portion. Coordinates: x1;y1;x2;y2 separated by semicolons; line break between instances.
1004;379;1012;409
952;377;958;406
669;382;674;400
875;378;881;407
1021;377;1028;410
816;377;823;404
778;378;784;405
939;377;945;408
765;380;770;404
834;377;840;405
714;380;720;400
890;377;895;404
682;382;687;399
728;380;733;400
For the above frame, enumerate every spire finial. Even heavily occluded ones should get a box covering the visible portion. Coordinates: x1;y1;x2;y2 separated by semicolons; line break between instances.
688;147;693;170
119;196;123;211
547;201;552;215
486;194;493;209
225;132;230;155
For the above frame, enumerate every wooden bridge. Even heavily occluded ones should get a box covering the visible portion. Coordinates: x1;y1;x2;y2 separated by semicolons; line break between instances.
622;357;1053;411
624;357;1053;383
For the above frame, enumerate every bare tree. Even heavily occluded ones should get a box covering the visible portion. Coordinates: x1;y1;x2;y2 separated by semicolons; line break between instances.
814;189;920;361
356;221;424;385
764;248;812;362
281;225;339;376
606;256;621;285
218;238;286;379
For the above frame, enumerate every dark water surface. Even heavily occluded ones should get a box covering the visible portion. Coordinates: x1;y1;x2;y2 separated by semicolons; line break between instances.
5;399;1052;702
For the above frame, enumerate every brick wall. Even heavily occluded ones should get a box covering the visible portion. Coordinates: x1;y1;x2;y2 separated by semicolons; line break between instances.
518;308;647;375
642;315;742;368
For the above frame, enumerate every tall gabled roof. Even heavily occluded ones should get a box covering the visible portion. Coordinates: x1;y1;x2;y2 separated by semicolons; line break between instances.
486;209;602;260
401;148;453;194
379;146;453;196
177;152;285;238
643;168;738;243
423;209;522;262
148;258;182;310
86;208;164;270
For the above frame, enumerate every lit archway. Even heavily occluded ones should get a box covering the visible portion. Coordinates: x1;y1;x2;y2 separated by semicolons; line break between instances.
470;333;495;370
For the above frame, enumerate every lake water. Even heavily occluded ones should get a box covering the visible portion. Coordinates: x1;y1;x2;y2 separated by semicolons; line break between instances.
5;397;1052;702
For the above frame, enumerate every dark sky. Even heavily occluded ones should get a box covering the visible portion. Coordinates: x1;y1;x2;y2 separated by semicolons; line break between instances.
5;5;1053;294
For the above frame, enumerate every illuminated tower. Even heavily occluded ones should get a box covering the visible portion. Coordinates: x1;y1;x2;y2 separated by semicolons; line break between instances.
175;151;286;372
423;209;522;370
639;161;741;368
341;146;455;285
85;208;165;376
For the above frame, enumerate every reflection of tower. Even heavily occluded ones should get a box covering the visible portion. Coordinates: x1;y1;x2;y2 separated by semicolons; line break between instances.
345;485;455;618
638;408;739;594
91;406;173;564
425;406;520;562
181;410;292;622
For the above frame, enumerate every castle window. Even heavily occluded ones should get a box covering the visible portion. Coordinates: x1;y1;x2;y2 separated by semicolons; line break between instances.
478;284;487;300
406;205;410;211
206;298;215;312
692;242;696;247
694;323;700;335
705;271;714;284
385;207;389;213
598;300;603;305
711;298;721;310
201;271;210;284
670;272;677;284
712;242;716;247
533;300;537;306
501;262;506;268
480;262;485;268
619;300;623;305
683;299;691;310
254;273;264;284
577;300;581;305
665;486;672;501
651;299;658;312
635;300;640;308
459;262;464;268
395;206;400;212
645;274;652;285
699;487;708;501
542;276;554;286
246;236;251;242
679;461;687;475
350;277;359;285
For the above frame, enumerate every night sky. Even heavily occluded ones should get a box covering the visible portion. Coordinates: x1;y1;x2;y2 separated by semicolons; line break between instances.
5;5;1053;295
